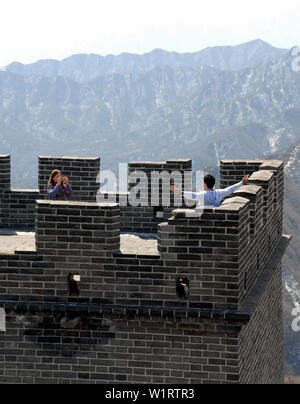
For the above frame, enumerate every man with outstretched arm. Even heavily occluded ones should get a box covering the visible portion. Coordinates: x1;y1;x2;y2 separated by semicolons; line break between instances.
170;173;249;207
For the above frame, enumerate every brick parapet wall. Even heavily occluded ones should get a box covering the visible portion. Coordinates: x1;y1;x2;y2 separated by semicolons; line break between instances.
0;188;267;310
260;160;284;243
99;191;174;233
0;154;41;228
220;160;284;237
230;186;264;296
219;160;285;299
0;155;11;190
0;189;40;229
0;160;285;310
158;197;251;310
35;200;120;258
220;160;264;189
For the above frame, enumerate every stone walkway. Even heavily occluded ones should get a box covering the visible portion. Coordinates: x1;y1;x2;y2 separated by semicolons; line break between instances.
0;230;159;256
0;230;36;254
120;233;159;256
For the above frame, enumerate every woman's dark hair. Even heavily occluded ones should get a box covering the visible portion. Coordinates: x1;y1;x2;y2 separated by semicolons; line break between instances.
48;169;62;186
204;174;216;189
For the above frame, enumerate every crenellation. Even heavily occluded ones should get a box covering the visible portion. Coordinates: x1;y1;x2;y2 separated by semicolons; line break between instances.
232;185;264;236
247;170;276;271
0;155;11;190
220;161;285;301
260;160;285;249
220;160;264;189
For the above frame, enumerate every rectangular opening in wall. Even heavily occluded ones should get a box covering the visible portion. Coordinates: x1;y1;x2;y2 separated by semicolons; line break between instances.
153;207;164;218
68;273;80;297
176;277;190;300
0;307;6;333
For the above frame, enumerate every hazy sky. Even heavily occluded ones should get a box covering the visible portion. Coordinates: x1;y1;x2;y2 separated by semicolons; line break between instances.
0;0;299;66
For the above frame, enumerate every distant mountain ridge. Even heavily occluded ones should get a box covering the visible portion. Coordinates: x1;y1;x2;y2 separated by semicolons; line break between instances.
0;44;299;189
4;39;288;83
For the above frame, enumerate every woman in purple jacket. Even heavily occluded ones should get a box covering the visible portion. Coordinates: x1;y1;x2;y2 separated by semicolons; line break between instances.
48;169;73;200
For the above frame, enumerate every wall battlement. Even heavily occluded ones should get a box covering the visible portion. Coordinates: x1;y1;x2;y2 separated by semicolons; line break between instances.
0;156;290;384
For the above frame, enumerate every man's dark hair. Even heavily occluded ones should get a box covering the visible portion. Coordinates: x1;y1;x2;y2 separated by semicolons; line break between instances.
204;174;216;189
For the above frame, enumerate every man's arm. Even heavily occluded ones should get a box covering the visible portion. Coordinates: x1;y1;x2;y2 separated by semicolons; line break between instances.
217;175;249;200
182;191;205;200
170;185;204;200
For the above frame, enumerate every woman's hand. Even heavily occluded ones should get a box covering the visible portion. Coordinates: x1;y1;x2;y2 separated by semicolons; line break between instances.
63;176;69;185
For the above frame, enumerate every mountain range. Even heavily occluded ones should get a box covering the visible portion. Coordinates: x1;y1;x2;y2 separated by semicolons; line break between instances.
4;39;288;82
0;39;299;189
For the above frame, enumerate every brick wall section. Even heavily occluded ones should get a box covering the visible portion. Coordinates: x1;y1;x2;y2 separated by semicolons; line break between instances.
0;160;282;310
220;160;284;299
100;192;174;233
238;236;289;384
0;196;251;309
247;171;276;272
0;201;120;304
220;160;284;251
158;197;251;310
119;206;174;233
0;306;243;384
0;235;289;384
220;160;263;188
232;185;264;239
34;200;120;301
35;200;120;256
0;155;11;190
0;190;39;229
231;185;264;294
259;160;284;244
38;156;100;202
0;154;41;228
239;260;284;384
